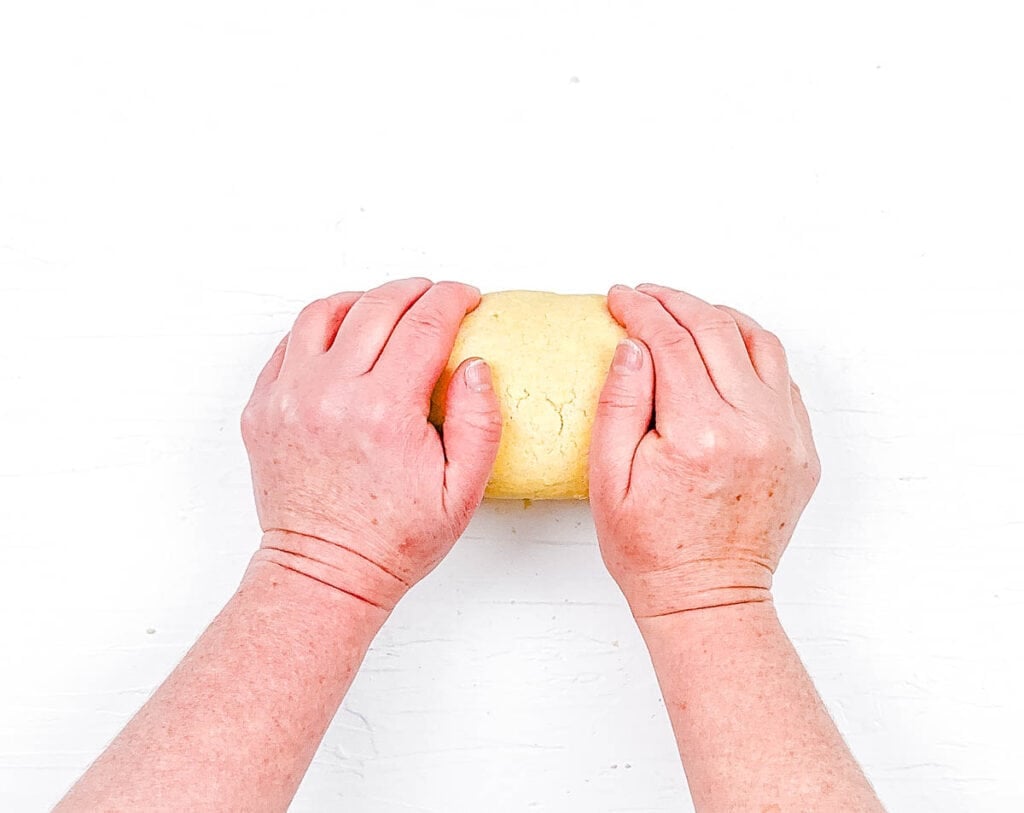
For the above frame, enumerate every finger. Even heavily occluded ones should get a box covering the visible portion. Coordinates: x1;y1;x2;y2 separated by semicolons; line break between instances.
283;291;363;365
790;379;813;441
715;305;791;393
790;380;822;476
253;333;289;393
441;358;503;519
322;291;366;351
241;333;289;441
330;278;435;375
636;284;761;406
607;286;719;425
589;337;655;504
374;281;481;403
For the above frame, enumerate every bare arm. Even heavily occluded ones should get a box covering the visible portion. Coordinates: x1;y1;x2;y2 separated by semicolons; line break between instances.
56;560;385;812
56;278;502;812
639;603;879;810
589;283;883;811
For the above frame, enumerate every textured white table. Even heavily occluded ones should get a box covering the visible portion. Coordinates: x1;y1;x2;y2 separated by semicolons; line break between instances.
2;3;1022;810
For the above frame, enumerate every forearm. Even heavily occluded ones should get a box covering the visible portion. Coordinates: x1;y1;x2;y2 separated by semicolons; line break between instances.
638;601;883;812
56;554;388;812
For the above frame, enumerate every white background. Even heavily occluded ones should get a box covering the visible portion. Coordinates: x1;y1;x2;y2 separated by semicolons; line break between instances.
2;2;1022;810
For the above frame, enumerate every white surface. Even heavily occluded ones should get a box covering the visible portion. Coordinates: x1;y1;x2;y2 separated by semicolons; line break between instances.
2;2;1022;810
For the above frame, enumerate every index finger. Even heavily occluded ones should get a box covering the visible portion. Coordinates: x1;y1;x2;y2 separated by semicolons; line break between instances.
636;284;763;407
372;281;482;404
607;286;720;427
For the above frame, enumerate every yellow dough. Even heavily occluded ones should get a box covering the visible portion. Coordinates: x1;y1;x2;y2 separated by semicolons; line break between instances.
429;290;627;500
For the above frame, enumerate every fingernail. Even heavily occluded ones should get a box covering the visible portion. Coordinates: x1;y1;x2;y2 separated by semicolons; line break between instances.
465;359;492;392
613;339;643;372
636;282;657;291
610;284;632;293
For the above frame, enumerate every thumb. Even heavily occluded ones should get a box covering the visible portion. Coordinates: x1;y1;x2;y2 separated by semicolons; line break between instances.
441;357;503;517
589;338;654;503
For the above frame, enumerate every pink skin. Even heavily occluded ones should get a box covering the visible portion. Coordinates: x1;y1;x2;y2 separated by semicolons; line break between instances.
56;279;503;812
589;284;820;618
56;278;880;811
590;283;882;811
242;278;502;610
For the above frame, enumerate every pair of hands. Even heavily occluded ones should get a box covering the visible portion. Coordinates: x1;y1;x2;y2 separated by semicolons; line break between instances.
241;278;820;618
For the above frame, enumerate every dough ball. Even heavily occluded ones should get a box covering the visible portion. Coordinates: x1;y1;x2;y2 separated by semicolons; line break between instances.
429;290;627;500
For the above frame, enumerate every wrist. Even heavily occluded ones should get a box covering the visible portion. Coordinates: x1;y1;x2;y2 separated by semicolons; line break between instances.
253;528;409;613
635;597;780;647
237;554;391;644
614;558;774;620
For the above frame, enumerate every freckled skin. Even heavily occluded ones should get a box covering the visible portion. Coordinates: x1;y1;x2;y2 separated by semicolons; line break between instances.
241;284;502;609
56;280;504;812
589;285;882;811
58;279;881;813
593;394;819;617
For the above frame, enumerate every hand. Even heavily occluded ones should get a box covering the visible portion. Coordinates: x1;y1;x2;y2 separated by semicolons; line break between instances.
241;278;502;611
589;284;820;618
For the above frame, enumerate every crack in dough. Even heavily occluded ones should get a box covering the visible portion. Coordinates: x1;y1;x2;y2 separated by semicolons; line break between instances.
430;291;626;500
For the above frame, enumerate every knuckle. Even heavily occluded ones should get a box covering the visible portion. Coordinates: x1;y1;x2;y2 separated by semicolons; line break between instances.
326;290;361;304
369;411;400;443
690;313;740;335
805;449;823;483
467;409;503;443
674;425;728;468
679;422;783;467
705;431;734;465
471;409;503;440
649;325;694;351
751;329;785;351
356;291;393;309
404;307;447;337
371;277;431;302
296;297;329;323
716;304;757;325
432;280;471;299
239;402;260;440
284;391;337;430
599;385;641;413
